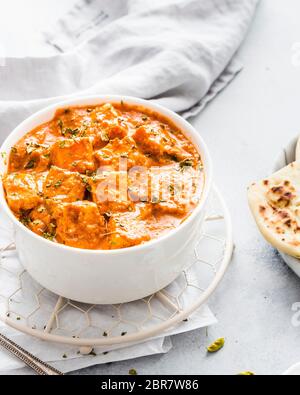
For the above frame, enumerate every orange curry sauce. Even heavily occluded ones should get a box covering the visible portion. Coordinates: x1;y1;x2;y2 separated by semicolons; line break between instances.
3;102;204;249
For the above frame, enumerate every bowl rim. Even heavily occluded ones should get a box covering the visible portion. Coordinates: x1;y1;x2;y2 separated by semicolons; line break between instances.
0;95;213;255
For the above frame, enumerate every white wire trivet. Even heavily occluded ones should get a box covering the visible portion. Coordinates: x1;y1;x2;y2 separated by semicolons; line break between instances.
0;186;233;353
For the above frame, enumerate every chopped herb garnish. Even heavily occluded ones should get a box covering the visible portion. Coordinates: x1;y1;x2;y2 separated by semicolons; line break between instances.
81;176;92;192
24;159;36;169
42;232;55;241
54;180;63;188
65;128;79;136
62;354;67;359
16;317;21;321
179;158;193;170
103;212;112;222
58;119;79;137
129;369;137;375
26;142;48;155
59;140;66;148
57;119;64;131
151;197;160;204
20;210;31;226
11;147;17;154
26;142;38;154
43;153;50;158
1;152;7;159
100;131;110;142
20;217;30;226
61;128;79;137
86;170;97;177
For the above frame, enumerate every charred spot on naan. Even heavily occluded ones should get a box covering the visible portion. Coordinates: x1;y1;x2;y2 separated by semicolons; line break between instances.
248;161;300;257
266;183;296;208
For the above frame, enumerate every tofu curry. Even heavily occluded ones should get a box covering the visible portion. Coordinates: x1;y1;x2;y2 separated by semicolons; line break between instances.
3;102;204;250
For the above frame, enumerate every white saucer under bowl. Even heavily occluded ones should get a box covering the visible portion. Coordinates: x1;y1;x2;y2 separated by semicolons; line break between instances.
0;186;233;350
283;362;300;375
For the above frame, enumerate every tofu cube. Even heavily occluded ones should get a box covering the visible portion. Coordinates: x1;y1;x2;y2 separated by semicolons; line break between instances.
9;136;51;173
28;204;52;236
43;166;85;202
54;201;105;249
3;172;42;213
51;138;95;173
133;125;190;161
88;171;135;214
94;137;150;169
107;213;150;249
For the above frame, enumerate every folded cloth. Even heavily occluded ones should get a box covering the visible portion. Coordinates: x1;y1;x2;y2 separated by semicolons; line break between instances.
0;0;259;144
0;307;215;374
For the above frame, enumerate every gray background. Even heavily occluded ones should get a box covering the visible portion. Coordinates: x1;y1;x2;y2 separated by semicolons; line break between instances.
1;0;300;375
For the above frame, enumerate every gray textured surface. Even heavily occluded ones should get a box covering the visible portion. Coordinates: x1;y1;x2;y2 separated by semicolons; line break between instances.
2;0;300;375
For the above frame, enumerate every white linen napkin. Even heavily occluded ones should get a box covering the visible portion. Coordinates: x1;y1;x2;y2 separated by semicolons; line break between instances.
0;0;259;144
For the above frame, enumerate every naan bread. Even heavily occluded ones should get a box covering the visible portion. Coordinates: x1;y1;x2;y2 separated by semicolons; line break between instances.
248;161;300;258
296;135;300;161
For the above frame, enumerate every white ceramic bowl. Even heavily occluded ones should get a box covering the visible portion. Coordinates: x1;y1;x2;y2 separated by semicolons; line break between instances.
273;136;300;278
0;95;213;304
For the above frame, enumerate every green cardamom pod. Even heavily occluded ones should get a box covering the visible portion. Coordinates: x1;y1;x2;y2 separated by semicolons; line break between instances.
238;371;255;376
207;337;225;353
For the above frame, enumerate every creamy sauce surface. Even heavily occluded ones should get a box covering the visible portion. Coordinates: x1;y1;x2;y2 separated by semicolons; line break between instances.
4;103;204;249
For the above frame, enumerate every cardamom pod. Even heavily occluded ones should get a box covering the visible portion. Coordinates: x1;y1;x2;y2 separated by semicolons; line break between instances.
207;337;225;353
238;371;255;376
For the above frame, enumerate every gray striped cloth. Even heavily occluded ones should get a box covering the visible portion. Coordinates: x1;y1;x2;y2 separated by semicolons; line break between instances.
0;0;258;142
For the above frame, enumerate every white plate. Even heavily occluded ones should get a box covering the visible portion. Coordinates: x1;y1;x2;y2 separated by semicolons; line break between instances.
274;136;300;277
0;186;233;349
283;362;300;375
